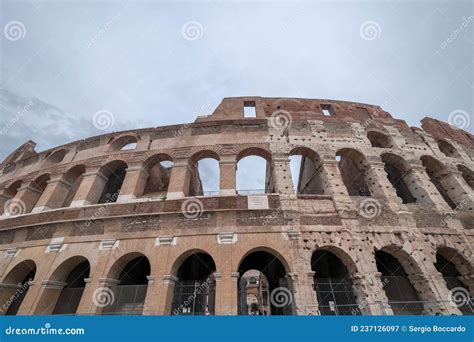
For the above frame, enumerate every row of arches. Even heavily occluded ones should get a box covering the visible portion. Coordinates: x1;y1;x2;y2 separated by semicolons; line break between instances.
2;245;471;316
2;146;473;216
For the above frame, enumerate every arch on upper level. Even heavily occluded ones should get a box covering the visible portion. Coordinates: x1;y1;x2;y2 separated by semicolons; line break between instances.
188;150;220;197
140;153;174;199
289;147;325;195
62;164;87;207
457;164;474;190
108;134;139;152
367;130;395;148
381;153;416;204
420;155;456;209
236;147;274;195
437;139;460;158
43;148;67;166
336;148;371;197
97;160;128;203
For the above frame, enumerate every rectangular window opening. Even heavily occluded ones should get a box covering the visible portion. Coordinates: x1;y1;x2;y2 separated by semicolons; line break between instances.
321;104;333;116
244;101;257;118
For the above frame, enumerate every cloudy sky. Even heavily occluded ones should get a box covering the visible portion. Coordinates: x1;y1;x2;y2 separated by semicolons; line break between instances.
0;0;472;190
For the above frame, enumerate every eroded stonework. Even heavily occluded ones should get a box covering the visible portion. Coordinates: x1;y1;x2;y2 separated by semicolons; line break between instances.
0;97;472;316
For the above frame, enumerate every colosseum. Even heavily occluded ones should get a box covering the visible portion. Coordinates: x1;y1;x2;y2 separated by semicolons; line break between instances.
0;97;472;316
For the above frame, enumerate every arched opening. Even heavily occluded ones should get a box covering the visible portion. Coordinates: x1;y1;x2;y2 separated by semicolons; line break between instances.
375;250;423;315
367;131;394;148
171;252;216;315
336;148;370;196
28;173;50;212
43;149;67;166
188;151;220;196
435;248;473;315
62;165;86;207
238;250;293;315
1;180;22;215
240;270;270;315
33;256;89;315
311;250;359;315
438;140;460;158
2;260;36;315
421;156;456;209
381;153;416;204
97;160;128;204
457;165;474;190
236;149;274;195
103;255;151;315
142;154;173;199
109;135;138;151
52;260;90;315
289;148;325;195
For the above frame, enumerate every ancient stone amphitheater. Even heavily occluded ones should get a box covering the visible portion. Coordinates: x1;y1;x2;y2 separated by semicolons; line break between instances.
0;97;472;316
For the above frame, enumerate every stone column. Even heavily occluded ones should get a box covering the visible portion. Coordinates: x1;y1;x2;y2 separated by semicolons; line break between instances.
271;155;294;195
437;168;473;207
166;159;191;200
74;277;94;314
219;157;236;196
319;159;354;214
142;276;156;315
0;283;22;315
155;274;177;315
407;273;461;315
365;161;403;211
405;165;451;211
32;280;67;314
213;271;237;315
0;192;11;215
116;166;149;203
351;272;393;315
69;170;108;207
12;182;43;214
303;272;320;315
31;176;73;212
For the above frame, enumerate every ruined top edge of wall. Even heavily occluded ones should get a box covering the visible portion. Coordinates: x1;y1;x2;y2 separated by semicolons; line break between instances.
1;97;472;170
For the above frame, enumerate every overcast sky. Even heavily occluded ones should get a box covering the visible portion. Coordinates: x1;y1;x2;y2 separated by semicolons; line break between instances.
0;0;472;190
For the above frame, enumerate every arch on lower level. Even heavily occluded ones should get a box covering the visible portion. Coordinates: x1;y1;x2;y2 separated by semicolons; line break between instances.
435;246;473;315
374;247;425;315
237;247;294;315
311;246;360;316
170;250;217;316
34;256;90;315
101;253;151;316
1;259;36;315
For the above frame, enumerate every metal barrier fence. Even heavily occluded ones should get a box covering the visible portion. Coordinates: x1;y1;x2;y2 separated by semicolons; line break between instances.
306;300;474;316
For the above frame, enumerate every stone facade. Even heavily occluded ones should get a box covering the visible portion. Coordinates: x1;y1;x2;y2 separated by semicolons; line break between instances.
0;97;472;316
